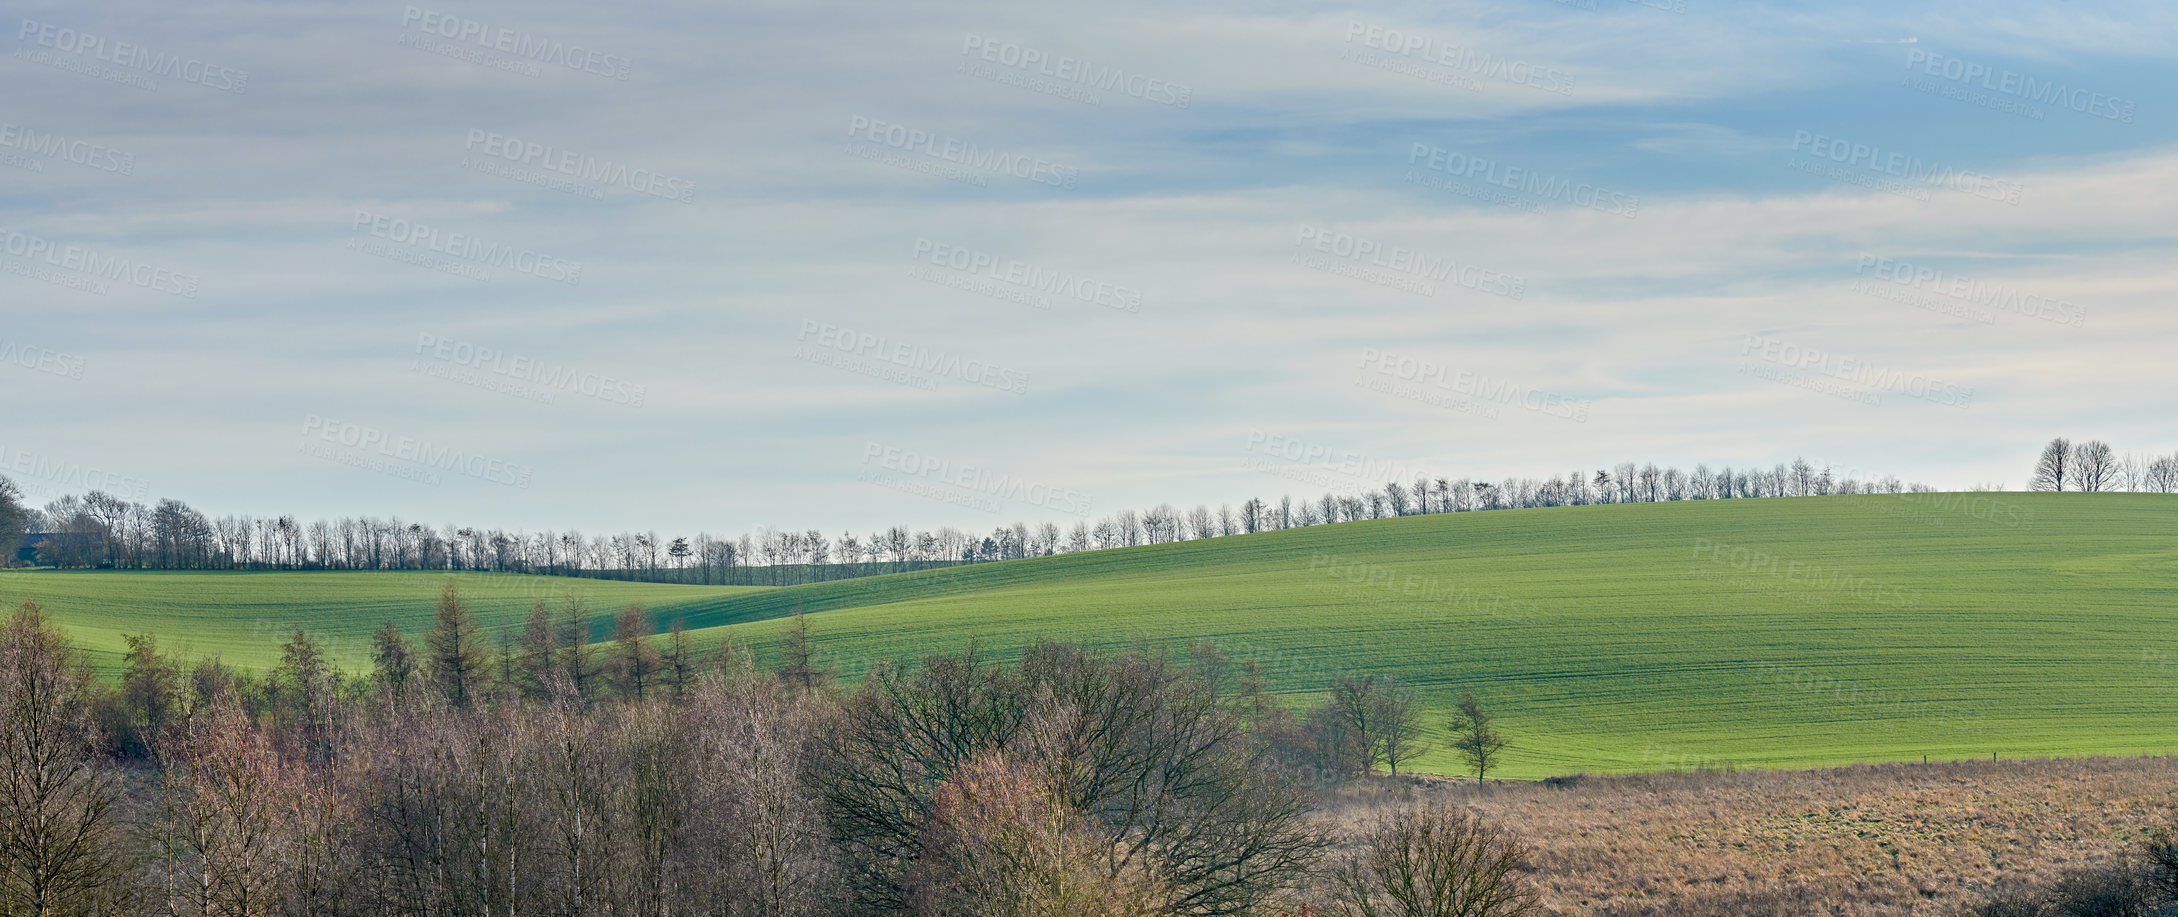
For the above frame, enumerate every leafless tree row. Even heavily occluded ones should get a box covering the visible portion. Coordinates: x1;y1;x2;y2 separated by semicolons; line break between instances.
2033;437;2178;493
5;455;1943;579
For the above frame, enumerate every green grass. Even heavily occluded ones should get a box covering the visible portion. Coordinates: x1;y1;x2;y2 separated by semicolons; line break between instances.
9;492;2176;779
668;492;2178;778
0;570;765;673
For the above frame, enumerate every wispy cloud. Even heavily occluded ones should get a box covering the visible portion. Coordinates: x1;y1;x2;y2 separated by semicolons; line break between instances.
2;0;2174;532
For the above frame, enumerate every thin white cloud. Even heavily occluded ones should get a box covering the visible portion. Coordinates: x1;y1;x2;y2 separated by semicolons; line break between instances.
1;0;2173;534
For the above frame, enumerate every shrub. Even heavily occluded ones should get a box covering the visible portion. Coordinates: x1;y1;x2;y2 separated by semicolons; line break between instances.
1321;801;1538;917
821;642;1321;915
1964;862;2165;917
906;753;1163;917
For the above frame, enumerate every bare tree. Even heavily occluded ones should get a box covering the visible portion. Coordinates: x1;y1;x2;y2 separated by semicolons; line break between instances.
2072;439;2117;492
1328;675;1430;776
1322;802;1538;917
1186;505;1217;541
683;671;841;916
660;619;696;699
559;595;600;700
904;753;1165;917
518;600;559;701
0;476;32;566
2116;453;2147;492
2146;455;2178;494
1447;692;1506;785
152;701;301;917
611;604;659;702
2033;437;2072;491
1306;701;1371;781
1375;677;1430;777
1385;482;1412;517
777;613;831;693
0;599;127;917
1329;676;1384;774
117;633;181;759
823;643;1320;915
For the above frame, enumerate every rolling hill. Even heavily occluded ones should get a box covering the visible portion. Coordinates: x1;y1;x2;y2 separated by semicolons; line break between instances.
8;491;2174;778
0;569;765;672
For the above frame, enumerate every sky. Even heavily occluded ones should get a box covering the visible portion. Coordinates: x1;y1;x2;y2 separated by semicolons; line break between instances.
3;0;2175;536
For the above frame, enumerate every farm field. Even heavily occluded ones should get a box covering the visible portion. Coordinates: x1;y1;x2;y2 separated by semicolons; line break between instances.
11;492;2177;778
0;570;763;672
1347;755;2178;916
675;491;2178;778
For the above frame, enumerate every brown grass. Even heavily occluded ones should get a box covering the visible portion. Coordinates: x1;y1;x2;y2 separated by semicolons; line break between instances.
1317;756;2178;916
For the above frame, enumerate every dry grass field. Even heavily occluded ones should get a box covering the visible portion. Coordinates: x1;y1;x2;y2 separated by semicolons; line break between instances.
1325;756;2178;915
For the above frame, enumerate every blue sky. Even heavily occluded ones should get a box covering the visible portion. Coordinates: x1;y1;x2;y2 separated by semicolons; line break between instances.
3;0;2174;534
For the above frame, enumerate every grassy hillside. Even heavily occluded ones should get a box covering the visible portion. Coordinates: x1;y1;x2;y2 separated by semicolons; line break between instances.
672;492;2178;778
9;492;2175;778
0;570;764;672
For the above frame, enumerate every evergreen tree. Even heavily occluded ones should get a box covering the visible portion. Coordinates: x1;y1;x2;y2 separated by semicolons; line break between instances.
427;582;486;707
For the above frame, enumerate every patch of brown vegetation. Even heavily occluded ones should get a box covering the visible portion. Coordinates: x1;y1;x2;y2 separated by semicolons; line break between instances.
1319;756;2178;916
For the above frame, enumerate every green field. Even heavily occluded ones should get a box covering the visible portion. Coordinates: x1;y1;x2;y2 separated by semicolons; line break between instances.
0;570;765;672
8;492;2176;778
